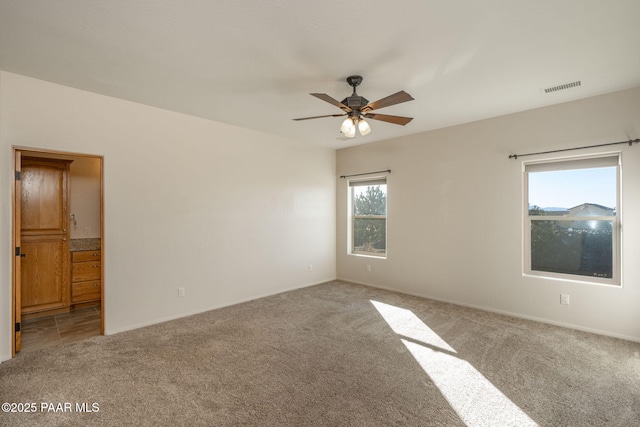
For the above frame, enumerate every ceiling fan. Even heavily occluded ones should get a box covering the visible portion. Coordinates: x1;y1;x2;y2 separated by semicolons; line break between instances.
293;75;414;138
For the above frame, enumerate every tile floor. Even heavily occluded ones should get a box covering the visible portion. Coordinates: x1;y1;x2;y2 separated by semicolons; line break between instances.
20;306;101;353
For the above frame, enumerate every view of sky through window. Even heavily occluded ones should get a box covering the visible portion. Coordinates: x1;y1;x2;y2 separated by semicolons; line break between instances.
528;167;616;210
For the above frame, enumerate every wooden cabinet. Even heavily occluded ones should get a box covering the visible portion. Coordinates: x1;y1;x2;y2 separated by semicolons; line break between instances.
20;237;70;314
71;250;101;304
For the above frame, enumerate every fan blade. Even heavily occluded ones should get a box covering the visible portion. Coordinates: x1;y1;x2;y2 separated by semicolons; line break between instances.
310;93;352;112
363;90;414;112
364;113;413;126
293;113;347;121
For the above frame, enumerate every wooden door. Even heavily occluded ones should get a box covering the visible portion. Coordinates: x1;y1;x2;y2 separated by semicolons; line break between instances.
19;157;71;316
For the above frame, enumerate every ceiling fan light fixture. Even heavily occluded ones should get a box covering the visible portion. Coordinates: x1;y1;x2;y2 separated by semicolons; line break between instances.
358;118;371;136
293;75;414;139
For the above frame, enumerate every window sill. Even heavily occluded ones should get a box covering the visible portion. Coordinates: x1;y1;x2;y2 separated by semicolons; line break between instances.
349;252;387;260
523;272;621;287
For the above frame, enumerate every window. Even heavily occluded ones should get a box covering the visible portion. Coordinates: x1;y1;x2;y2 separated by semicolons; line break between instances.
524;154;620;285
349;178;387;257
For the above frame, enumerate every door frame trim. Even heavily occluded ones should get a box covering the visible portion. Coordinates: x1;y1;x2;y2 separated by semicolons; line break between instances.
12;150;21;355
12;146;105;357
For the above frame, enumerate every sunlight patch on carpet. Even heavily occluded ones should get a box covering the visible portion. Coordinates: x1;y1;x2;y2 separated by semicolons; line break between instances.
371;300;537;427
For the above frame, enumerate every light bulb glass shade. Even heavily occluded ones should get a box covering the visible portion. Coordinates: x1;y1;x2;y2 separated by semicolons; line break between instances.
358;119;371;136
341;117;355;134
344;123;356;138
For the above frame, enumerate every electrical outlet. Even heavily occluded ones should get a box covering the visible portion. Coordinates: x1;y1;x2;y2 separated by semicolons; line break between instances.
178;287;185;297
366;264;372;272
84;227;91;236
308;264;313;272
560;294;570;305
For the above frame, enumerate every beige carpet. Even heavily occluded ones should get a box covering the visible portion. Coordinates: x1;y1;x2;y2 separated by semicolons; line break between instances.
1;280;639;426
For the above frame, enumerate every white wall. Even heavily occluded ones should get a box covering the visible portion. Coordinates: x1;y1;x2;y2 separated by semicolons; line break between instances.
337;87;640;341
69;157;101;239
0;72;336;361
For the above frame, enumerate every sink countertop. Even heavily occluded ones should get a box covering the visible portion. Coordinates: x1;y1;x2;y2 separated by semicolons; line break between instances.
70;238;101;252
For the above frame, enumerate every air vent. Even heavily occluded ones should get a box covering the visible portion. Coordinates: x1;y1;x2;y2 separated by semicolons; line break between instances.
543;81;582;94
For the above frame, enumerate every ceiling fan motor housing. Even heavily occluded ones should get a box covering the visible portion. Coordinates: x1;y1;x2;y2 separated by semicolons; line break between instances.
343;75;368;109
341;95;369;109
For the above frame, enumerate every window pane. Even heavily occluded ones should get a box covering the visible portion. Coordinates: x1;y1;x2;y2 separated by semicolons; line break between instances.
528;167;616;216
353;185;387;215
531;220;612;278
354;218;386;253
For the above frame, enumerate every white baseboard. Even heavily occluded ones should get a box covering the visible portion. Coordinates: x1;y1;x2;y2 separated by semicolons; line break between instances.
105;277;337;336
338;277;640;344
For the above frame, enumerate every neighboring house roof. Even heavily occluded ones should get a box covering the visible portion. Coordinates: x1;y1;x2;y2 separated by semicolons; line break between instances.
569;203;613;211
568;203;615;216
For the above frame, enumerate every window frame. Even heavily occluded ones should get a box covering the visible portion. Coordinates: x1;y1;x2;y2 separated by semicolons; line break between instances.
523;153;621;286
348;176;388;258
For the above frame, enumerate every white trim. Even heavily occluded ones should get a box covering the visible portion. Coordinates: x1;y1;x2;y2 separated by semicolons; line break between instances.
522;272;622;288
349;178;387;187
349;252;387;259
524;153;619;172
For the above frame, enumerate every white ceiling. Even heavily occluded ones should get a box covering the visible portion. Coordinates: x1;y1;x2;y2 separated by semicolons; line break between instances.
1;0;639;149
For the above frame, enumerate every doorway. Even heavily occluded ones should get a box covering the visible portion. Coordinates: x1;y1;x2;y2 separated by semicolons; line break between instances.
12;148;104;356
